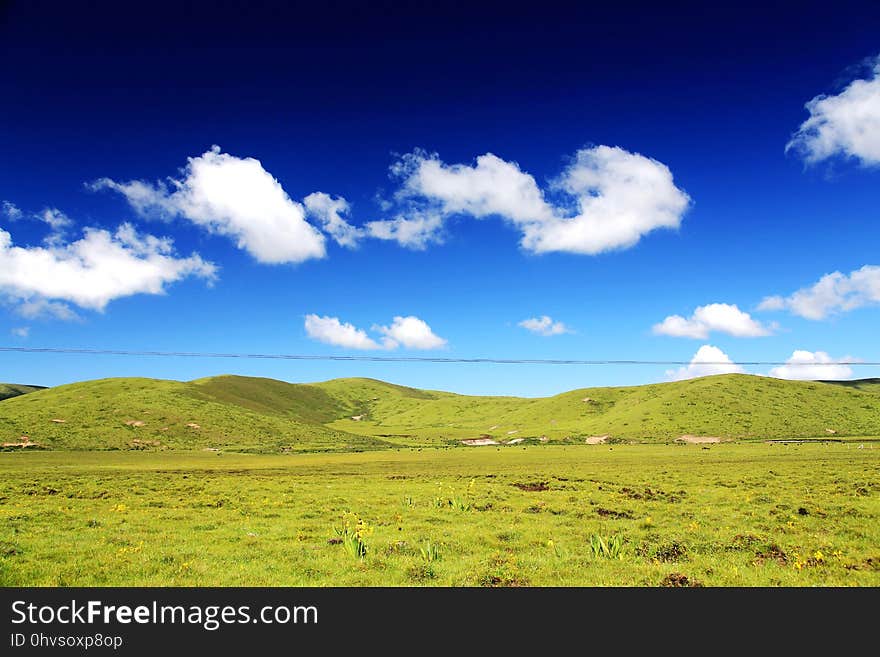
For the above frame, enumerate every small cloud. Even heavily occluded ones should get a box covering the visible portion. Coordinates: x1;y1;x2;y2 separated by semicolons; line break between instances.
374;315;447;349
364;211;445;250
2;201;23;220
758;265;880;320
786;54;880;166
653;303;774;339
304;314;447;350
518;315;572;336
303;192;363;249
768;350;855;380
666;345;744;381
36;208;73;231
304;314;382;350
16;299;80;321
10;327;29;338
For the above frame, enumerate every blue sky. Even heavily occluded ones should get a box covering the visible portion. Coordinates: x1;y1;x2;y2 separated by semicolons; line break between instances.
1;1;879;396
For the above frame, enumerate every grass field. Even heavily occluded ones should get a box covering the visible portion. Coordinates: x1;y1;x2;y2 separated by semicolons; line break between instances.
1;444;878;586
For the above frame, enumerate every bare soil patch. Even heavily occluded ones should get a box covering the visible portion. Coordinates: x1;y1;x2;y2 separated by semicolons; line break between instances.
677;434;721;444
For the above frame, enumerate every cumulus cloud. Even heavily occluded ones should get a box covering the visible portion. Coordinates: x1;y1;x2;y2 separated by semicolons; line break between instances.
92;146;328;264
10;327;29;338
304;314;446;350
769;350;855;380
518;315;572;336
303;192;362;248
396;150;555;225
0;223;216;314
653;303;774;339
758;265;880;319
787;55;880;166
374;315;447;349
364;211;445;250
304;314;382;350
387;145;690;255
666;345;744;381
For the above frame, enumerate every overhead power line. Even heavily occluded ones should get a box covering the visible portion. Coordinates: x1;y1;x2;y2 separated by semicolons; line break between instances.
0;346;877;367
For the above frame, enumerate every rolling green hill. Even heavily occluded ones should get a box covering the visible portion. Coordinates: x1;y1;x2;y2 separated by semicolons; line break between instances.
0;373;878;451
321;374;880;444
0;377;384;452
0;383;44;402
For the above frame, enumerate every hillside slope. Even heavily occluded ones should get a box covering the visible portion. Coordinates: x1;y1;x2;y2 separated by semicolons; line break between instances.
0;383;45;402
1;374;878;450
320;374;880;443
0;377;384;452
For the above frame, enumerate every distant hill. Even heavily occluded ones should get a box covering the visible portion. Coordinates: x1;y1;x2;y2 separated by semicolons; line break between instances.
1;374;878;451
820;378;880;394
0;383;45;402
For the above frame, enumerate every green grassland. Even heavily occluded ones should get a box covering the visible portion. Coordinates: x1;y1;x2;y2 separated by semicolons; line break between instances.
1;444;877;586
2;373;880;451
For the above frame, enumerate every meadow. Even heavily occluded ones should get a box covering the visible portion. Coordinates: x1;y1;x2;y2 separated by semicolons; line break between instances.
1;443;878;586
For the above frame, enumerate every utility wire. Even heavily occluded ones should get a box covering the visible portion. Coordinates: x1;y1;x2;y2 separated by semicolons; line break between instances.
0;346;877;367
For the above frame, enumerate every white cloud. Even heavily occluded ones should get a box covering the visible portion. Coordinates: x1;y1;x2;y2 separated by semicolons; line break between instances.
303;192;362;249
396;150;555;224
526;146;691;254
10;327;29;338
364;211;445;250
666;345;744;381
0;223;216;314
757;265;880;319
375;315;447;349
769;350;855;381
519;315;571;336
92;146;328;264
16;298;79;321
304;314;447;350
787;55;880;165
2;201;23;220
304;314;382;350
390;145;690;255
653;303;774;339
2;202;72;239
36;208;73;231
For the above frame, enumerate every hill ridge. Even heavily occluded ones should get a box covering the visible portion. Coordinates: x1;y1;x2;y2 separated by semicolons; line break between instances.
1;373;878;450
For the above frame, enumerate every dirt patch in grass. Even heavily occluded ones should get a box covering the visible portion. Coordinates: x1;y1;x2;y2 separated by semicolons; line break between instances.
637;541;688;562
596;507;634;519
619;486;686;503
844;557;880;571
677;435;722;444
512;481;550;492
754;545;788;566
461;437;499;446
660;572;703;587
